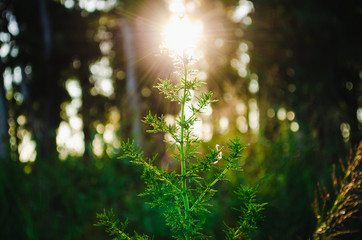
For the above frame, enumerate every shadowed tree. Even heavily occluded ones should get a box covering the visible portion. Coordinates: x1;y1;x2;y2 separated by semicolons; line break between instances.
0;60;9;160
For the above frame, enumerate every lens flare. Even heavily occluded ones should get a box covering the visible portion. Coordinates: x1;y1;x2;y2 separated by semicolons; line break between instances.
162;15;203;57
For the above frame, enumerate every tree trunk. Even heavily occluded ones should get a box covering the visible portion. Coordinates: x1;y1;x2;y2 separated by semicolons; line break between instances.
80;65;93;162
38;0;56;159
20;65;36;131
120;20;142;145
0;61;9;160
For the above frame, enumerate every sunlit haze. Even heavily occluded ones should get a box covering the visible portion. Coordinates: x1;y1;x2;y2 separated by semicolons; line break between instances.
3;0;307;164
161;15;203;57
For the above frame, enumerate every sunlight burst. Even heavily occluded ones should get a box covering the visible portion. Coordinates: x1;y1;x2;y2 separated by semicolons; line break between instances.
162;15;203;57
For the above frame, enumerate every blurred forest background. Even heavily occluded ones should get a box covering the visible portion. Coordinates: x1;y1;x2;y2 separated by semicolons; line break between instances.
0;0;361;239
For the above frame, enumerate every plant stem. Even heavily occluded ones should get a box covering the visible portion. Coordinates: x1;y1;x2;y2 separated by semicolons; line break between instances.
190;164;231;211
117;229;132;240
180;62;191;240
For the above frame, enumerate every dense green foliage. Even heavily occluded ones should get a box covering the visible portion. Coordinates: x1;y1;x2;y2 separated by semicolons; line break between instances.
96;57;265;239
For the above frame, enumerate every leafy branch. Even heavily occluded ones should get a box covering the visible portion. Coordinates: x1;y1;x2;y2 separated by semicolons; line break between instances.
95;209;151;240
96;55;265;239
224;186;267;240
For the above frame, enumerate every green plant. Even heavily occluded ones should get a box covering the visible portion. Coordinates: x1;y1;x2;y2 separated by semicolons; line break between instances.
96;56;265;239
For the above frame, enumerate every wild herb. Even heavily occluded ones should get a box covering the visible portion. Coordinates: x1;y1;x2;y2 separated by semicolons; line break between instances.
96;55;265;239
312;143;362;240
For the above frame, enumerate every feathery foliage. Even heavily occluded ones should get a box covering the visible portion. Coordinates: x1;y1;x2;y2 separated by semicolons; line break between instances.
224;186;267;240
96;56;265;239
312;142;362;240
